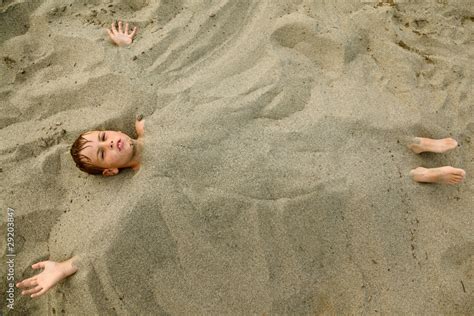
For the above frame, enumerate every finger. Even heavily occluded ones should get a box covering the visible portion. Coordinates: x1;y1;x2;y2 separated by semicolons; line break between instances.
32;261;46;270
31;288;47;298
136;114;143;121
107;28;113;38
125;22;129;35
22;285;42;296
111;22;117;35
21;277;37;288
118;20;123;33
16;277;36;289
129;26;137;39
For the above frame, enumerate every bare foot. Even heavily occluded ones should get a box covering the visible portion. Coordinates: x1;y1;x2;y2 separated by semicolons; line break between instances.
410;166;466;184
408;137;458;154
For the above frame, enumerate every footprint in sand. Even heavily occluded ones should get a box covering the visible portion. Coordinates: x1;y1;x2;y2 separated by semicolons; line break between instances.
271;21;344;72
0;2;41;43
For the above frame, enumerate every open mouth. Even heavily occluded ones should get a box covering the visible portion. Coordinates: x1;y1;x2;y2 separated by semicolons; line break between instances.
118;139;122;151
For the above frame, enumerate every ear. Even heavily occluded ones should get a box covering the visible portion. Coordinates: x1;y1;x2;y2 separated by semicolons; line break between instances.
102;168;119;176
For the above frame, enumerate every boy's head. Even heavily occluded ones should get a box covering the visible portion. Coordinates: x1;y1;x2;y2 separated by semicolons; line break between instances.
70;130;137;176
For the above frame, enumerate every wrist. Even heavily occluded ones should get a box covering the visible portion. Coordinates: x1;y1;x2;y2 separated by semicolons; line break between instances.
59;257;79;278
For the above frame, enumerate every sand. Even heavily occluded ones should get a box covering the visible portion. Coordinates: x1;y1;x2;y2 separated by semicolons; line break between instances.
1;0;473;314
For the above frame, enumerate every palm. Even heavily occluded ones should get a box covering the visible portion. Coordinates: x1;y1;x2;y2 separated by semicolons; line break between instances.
111;33;132;46
36;262;64;290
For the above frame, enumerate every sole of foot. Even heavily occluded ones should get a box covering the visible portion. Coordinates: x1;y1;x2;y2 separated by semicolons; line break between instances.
408;137;458;154
410;166;466;184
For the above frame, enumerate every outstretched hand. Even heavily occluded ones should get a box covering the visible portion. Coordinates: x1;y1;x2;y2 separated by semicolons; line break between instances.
16;257;78;298
107;20;138;46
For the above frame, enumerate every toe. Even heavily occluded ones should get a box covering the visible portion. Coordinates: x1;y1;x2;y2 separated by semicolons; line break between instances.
448;137;457;144
455;170;466;178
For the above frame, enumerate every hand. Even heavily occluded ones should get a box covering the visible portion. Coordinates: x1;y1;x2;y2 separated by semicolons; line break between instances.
135;114;145;137
107;20;138;46
16;258;78;298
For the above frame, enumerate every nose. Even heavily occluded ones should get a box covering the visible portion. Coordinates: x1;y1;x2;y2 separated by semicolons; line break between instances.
109;140;114;149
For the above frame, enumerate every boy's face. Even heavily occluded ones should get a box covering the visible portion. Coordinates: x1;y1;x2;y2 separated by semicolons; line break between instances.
81;131;137;175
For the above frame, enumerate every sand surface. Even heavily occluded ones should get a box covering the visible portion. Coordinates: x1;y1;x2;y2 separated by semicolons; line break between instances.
1;0;473;314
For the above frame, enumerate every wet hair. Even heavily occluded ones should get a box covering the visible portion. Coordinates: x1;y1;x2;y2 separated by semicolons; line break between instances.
70;131;105;175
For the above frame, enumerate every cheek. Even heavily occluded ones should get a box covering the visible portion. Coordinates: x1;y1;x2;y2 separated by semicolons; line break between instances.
110;152;125;162
109;154;120;162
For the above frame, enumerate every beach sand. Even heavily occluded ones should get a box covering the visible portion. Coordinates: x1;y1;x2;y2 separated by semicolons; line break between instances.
1;0;473;314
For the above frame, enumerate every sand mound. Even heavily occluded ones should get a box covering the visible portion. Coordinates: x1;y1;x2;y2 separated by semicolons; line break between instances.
1;0;473;314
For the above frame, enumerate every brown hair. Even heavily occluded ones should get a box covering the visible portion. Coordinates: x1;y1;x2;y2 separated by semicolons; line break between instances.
70;132;104;175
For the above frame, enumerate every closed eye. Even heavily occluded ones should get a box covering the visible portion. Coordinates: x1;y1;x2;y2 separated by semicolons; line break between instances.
101;132;106;159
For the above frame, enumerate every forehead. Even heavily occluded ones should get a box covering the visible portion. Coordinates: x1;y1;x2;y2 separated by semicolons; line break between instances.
81;131;101;161
83;131;100;141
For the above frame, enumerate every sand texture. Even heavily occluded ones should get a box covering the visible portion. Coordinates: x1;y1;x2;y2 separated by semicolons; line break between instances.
1;0;474;314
